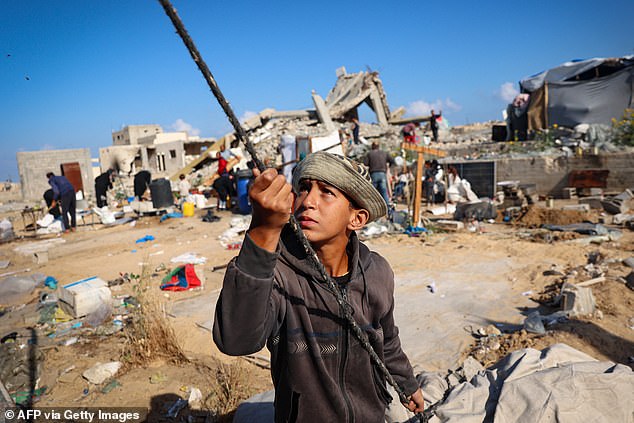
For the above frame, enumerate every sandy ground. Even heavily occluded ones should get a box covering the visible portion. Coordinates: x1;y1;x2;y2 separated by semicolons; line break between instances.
1;199;633;419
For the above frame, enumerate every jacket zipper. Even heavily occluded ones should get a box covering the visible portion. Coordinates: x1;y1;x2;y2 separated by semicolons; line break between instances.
339;286;354;422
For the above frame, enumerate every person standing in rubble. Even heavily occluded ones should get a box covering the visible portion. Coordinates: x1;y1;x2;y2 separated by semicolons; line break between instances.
364;142;394;209
178;174;191;207
351;116;361;144
401;122;419;143
214;144;239;210
46;172;76;233
429;109;442;142
213;151;424;422
94;168;115;208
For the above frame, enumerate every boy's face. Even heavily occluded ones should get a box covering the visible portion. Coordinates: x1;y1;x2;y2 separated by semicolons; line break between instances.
294;179;368;246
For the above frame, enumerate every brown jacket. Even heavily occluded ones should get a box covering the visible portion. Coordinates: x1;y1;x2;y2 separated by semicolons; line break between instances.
213;225;418;422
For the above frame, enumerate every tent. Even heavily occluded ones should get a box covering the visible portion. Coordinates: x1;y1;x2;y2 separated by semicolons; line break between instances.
518;56;634;130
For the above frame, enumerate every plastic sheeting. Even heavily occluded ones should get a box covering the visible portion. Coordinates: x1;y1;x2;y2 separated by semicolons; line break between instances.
426;344;634;423
547;66;634;127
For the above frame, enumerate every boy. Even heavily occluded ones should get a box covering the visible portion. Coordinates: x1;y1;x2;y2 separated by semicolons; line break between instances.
213;151;424;422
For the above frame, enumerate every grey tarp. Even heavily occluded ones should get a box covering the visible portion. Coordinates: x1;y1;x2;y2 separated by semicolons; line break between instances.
519;56;634;129
520;57;632;92
424;343;634;423
547;66;634;127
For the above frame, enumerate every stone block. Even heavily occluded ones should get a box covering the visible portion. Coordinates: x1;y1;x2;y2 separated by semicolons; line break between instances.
562;203;590;212
57;276;111;318
32;251;48;264
579;196;603;209
561;282;596;317
435;220;465;231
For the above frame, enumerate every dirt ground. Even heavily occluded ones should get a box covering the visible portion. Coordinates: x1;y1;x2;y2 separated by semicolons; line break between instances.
1;199;633;420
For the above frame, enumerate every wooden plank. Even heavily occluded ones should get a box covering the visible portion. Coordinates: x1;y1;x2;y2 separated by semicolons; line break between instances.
575;276;605;287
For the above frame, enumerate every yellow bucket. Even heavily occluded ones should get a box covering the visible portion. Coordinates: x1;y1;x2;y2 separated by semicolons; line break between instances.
182;202;195;217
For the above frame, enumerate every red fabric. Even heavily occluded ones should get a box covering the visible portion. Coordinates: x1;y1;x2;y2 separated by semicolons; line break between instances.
161;263;202;291
218;157;228;175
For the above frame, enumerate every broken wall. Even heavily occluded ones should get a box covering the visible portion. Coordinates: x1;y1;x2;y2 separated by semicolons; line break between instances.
17;148;94;201
495;152;634;197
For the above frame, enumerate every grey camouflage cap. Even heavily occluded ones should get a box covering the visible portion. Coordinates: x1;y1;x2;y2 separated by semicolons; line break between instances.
292;151;387;222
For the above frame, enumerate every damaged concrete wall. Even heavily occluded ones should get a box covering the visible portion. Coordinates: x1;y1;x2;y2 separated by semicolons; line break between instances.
152;140;185;175
495;152;634;197
17;148;94;201
111;124;162;146
99;145;144;175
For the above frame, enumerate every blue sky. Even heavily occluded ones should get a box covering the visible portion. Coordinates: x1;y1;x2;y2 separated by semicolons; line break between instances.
1;0;632;182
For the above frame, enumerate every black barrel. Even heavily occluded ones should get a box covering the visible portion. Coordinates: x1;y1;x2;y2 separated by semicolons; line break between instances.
149;178;173;209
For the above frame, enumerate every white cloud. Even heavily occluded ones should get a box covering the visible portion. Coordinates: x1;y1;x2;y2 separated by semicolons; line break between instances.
239;110;258;123
170;118;201;137
498;82;519;103
444;98;462;112
405;98;461;116
40;144;56;150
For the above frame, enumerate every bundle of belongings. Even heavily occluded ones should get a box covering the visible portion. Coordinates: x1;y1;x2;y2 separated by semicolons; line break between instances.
160;264;201;291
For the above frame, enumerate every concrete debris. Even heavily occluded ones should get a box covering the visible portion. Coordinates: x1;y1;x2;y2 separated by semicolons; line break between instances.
523;311;546;334
561;282;596;317
601;189;633;215
82;361;121;385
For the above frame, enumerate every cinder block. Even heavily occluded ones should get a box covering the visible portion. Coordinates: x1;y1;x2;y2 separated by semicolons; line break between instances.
562;187;577;199
562;204;590;212
435;220;465;231
578;197;603;209
561;282;596;317
57;276;111;318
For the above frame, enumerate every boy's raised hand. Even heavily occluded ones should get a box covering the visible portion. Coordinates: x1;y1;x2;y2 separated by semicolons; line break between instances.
248;168;294;251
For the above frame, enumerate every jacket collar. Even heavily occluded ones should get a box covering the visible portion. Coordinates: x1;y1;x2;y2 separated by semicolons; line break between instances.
278;224;369;281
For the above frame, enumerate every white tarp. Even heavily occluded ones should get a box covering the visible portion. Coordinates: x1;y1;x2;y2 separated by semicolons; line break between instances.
424;343;634;423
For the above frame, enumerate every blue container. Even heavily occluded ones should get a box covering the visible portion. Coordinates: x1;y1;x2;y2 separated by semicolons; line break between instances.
236;169;253;214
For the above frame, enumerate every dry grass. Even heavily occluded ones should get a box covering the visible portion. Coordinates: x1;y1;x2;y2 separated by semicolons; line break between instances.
199;358;259;422
122;266;188;368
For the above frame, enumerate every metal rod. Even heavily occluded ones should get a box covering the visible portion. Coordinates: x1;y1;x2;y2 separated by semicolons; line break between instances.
157;0;411;407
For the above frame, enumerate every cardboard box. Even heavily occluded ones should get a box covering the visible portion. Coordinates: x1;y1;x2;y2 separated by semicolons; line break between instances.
58;276;111;318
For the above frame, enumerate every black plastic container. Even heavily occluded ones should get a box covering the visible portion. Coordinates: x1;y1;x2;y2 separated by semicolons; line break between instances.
149;178;173;209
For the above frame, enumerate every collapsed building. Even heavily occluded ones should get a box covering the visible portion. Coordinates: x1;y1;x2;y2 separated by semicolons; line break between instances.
176;67;437;185
176;66;632;206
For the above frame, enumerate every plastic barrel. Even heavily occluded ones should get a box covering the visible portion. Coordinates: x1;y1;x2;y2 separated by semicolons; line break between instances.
236;169;254;214
182;202;195;217
149;178;173;209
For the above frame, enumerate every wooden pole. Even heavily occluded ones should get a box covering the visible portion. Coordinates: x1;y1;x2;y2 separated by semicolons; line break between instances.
414;151;423;226
401;143;446;227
